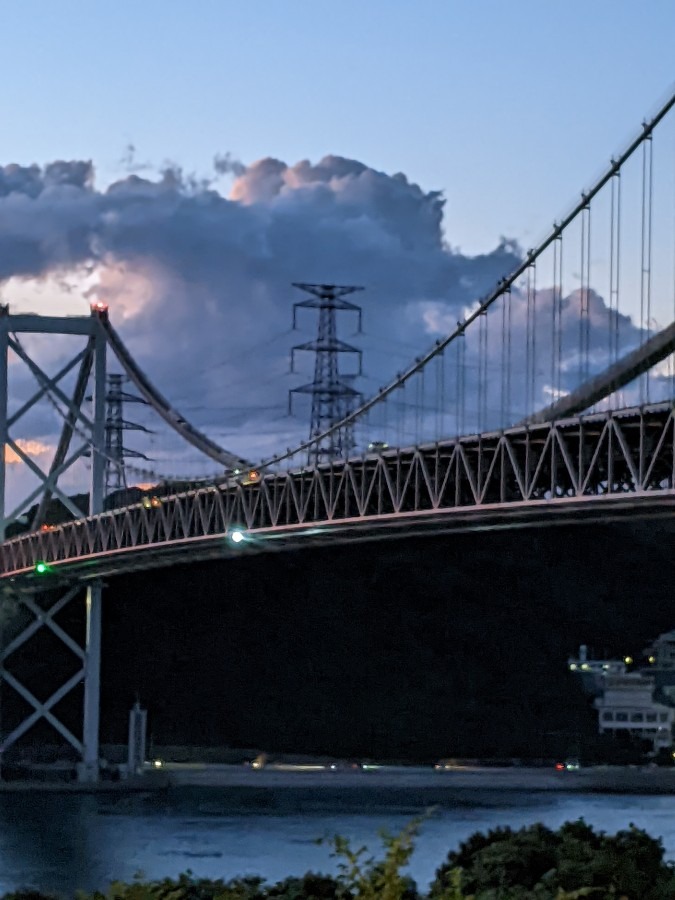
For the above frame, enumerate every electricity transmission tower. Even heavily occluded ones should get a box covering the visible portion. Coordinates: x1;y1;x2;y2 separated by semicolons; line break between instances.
288;283;363;464
103;374;151;494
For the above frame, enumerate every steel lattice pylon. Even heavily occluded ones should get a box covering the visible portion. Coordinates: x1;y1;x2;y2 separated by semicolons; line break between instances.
288;283;363;464
103;373;151;494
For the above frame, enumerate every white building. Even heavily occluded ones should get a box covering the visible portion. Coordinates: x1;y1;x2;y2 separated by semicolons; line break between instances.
594;673;674;751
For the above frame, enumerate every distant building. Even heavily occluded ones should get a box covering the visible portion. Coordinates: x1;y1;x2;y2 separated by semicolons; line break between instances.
594;673;674;751
568;636;675;755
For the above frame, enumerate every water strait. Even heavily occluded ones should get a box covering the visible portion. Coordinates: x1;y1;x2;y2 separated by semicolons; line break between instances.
2;787;675;896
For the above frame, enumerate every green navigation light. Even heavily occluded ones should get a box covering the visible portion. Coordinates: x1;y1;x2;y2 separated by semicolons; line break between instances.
35;561;51;575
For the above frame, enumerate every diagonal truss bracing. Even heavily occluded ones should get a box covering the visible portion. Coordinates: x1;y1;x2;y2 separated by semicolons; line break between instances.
2;402;673;582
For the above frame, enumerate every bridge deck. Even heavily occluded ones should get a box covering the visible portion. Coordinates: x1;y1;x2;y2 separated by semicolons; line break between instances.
1;402;673;583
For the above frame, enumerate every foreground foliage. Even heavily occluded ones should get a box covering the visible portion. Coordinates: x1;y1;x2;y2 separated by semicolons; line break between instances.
431;820;675;899
4;819;675;900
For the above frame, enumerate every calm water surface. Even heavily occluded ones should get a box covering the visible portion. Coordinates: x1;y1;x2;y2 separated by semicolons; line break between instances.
1;787;674;895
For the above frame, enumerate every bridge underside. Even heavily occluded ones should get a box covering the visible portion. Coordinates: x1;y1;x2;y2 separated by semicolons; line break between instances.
1;401;673;584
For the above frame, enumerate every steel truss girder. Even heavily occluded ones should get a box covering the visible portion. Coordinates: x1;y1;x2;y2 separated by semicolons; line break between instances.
0;402;673;580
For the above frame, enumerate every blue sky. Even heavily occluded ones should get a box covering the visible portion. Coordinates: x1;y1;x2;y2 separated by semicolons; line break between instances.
1;0;673;254
2;0;675;502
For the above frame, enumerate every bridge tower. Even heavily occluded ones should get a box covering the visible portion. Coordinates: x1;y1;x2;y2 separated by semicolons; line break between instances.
288;283;363;464
0;303;108;782
0;303;251;784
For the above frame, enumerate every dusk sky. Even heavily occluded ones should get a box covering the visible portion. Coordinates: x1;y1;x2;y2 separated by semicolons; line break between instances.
2;1;675;492
1;1;673;254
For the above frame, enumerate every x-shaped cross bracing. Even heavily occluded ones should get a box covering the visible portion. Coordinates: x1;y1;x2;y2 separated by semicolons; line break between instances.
2;337;94;534
0;585;84;753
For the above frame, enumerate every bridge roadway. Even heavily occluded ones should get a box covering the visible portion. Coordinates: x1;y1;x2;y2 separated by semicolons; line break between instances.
1;401;673;583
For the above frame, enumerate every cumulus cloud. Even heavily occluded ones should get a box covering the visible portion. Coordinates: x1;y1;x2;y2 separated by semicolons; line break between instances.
0;152;656;472
0;155;520;416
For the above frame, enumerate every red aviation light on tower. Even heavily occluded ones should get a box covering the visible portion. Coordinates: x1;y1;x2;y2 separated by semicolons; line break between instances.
90;302;109;316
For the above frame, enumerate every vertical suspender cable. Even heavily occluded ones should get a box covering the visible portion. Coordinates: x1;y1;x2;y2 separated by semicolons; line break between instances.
501;288;508;428
525;265;533;416
579;204;591;386
552;236;564;401
436;352;444;441
640;136;654;403
458;332;466;436
579;209;586;386
477;318;483;432
499;288;512;428
556;236;564;400
478;311;488;431
506;287;512;426
532;265;537;413
415;369;423;443
608;172;622;380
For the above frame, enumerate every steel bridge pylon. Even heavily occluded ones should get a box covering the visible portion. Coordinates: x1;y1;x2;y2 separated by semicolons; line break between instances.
0;304;108;781
0;302;250;782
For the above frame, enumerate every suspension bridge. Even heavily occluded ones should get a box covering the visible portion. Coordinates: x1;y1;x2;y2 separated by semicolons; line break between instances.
1;91;675;780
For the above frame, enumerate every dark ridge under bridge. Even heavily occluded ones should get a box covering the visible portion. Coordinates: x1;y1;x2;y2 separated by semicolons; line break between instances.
3;400;673;583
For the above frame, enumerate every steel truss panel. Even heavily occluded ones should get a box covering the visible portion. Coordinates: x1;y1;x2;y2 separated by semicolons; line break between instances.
1;403;673;583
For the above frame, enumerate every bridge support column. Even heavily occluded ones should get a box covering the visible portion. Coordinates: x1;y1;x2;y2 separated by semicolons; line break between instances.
79;580;102;783
77;304;107;784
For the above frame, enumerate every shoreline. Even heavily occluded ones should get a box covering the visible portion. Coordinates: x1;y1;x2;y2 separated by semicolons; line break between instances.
163;762;675;793
4;763;675;794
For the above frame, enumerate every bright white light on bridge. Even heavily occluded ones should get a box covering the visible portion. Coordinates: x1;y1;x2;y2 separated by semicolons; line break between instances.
230;530;245;544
